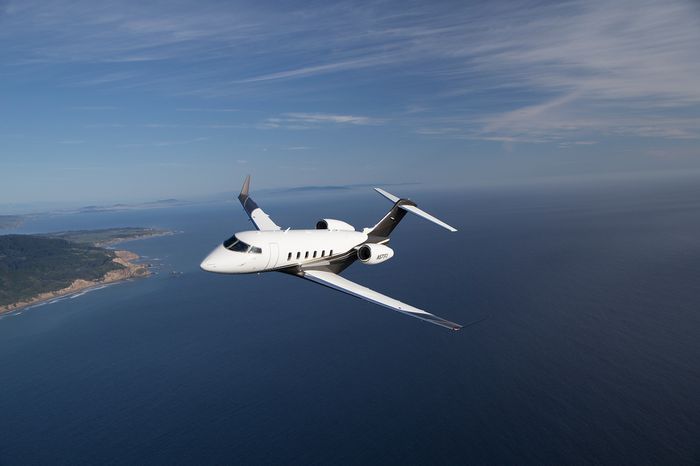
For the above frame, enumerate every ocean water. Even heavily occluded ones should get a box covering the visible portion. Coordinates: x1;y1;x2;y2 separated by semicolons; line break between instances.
1;180;700;465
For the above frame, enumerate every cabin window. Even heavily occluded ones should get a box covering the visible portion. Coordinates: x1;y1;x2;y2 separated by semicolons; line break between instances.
305;251;309;259
313;251;317;258
287;252;292;261
329;250;333;256
321;250;325;257
296;252;300;259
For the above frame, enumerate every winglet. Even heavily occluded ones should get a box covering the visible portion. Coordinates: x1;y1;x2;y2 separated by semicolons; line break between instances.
236;175;282;231
240;175;251;198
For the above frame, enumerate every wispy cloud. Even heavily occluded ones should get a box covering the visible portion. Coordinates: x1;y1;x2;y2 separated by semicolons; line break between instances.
231;55;395;84
57;139;85;145
410;0;700;142
142;123;181;128
119;137;208;148
263;113;383;129
85;123;125;128
559;141;598;149
284;113;381;125
70;106;117;111
176;108;238;112
69;72;140;87
2;0;699;144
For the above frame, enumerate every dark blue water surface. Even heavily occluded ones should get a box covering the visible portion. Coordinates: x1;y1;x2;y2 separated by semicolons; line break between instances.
1;181;700;465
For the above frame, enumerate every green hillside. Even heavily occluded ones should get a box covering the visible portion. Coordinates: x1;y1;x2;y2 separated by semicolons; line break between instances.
0;235;122;306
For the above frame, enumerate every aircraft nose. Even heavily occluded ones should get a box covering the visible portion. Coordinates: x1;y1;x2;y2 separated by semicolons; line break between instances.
200;259;216;272
200;248;220;272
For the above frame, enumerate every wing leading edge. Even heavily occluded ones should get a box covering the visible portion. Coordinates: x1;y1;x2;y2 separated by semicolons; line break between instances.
238;175;281;231
302;270;462;331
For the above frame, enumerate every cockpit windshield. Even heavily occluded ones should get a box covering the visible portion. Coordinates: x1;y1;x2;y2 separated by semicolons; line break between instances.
223;235;262;254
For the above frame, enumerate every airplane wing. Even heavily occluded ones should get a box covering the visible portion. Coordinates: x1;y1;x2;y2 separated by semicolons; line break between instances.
238;175;281;231
302;269;462;331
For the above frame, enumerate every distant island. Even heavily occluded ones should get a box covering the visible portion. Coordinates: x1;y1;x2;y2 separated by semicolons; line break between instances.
75;199;186;214
0;227;170;315
0;215;24;230
0;199;190;231
44;227;173;247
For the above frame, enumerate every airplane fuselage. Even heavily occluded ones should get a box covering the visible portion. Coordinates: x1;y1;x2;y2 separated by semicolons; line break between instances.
199;175;462;330
200;229;368;274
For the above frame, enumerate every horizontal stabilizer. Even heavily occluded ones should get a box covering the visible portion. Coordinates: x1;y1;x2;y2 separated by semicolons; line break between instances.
399;204;457;232
373;188;457;232
374;187;400;203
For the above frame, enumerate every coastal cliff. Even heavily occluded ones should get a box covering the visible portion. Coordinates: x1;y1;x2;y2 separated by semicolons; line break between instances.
0;228;169;316
0;250;148;315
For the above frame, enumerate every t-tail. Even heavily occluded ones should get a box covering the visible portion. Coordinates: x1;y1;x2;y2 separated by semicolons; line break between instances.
365;188;457;239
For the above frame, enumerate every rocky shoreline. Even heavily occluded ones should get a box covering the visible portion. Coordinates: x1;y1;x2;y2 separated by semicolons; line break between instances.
0;250;149;316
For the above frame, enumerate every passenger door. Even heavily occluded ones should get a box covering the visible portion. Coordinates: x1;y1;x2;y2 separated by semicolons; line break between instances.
266;243;279;269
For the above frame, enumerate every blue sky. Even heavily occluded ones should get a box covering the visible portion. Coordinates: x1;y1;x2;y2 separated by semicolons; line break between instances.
2;0;700;205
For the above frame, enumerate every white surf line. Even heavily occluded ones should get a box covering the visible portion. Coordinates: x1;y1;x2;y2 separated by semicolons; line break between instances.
1;280;132;320
69;284;110;299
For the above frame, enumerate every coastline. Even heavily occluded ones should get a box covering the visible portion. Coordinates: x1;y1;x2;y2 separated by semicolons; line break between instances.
0;250;149;316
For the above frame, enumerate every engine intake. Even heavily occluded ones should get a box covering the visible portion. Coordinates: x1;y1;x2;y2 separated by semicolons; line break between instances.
316;219;355;231
357;244;394;265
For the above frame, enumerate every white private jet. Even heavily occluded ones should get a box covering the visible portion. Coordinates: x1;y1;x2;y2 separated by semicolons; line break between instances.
200;176;462;330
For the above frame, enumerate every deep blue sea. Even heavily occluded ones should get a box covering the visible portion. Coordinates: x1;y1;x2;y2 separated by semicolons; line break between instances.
1;180;700;465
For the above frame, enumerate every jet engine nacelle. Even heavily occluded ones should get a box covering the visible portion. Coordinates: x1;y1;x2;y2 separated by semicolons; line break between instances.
357;244;394;265
316;219;355;231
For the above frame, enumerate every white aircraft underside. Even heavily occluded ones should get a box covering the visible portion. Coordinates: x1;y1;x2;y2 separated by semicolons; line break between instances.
200;176;462;331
